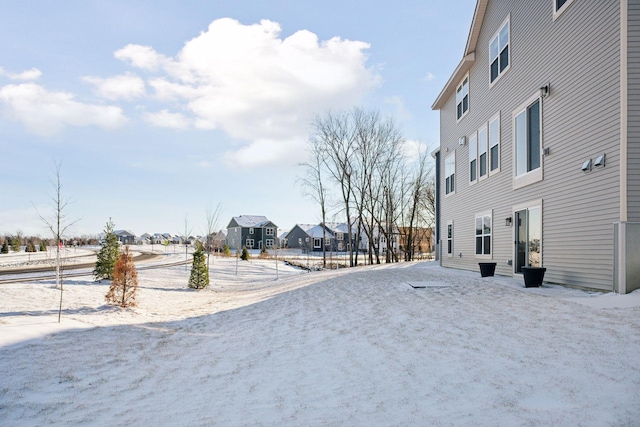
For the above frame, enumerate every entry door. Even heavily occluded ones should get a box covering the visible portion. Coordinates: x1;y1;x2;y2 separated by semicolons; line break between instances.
514;206;542;273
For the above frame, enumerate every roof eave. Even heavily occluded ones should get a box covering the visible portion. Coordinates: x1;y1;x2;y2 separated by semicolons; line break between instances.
431;52;476;110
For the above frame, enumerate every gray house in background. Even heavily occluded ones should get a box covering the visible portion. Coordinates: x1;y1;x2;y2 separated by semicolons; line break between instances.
432;0;640;293
226;215;278;250
114;230;136;245
286;224;336;252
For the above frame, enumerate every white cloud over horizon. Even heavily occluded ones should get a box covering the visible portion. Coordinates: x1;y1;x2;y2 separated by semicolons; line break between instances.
82;73;146;100
0;83;127;136
116;18;380;167
0;66;42;81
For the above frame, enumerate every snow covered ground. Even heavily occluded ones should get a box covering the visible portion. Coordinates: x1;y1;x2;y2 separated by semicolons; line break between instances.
1;255;639;426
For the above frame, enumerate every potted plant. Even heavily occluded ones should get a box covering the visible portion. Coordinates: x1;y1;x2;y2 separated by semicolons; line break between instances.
521;266;546;287
478;262;497;277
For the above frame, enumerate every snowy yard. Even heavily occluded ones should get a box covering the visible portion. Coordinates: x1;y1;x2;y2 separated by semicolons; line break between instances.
1;256;639;426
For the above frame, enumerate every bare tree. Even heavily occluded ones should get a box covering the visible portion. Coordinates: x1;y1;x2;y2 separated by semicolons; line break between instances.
33;161;79;322
311;110;358;266
204;202;222;269
181;214;193;267
298;141;329;267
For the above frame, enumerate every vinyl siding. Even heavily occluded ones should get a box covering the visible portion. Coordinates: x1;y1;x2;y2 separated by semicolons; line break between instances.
628;0;640;221
438;0;620;290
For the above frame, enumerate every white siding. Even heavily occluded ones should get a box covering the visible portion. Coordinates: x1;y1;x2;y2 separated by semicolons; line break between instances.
438;0;621;290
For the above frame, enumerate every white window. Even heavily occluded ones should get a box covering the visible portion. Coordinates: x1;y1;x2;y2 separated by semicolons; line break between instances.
513;93;543;189
266;238;274;248
266;228;274;236
553;0;575;20
478;125;488;180
475;212;492;257
456;74;469;121
313;238;321;248
298;238;302;245
447;221;453;256
337;233;343;241
469;132;477;184
249;228;254;235
489;113;501;174
246;239;254;248
445;151;456;196
490;17;510;84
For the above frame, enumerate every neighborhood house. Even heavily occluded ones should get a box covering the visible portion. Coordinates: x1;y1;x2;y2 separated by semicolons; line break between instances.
432;0;640;293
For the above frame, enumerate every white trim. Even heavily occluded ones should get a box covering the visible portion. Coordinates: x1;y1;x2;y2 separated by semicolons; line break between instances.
512;199;544;274
474;210;493;259
469;131;478;185
478;124;489;181
552;0;576;21
512;92;544;190
489;15;511;87
621;0;628;222
488;111;501;175
445;151;456;196
456;73;470;122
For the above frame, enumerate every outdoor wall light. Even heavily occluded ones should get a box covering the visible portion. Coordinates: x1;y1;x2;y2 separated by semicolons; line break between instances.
594;154;606;167
581;159;592;172
540;83;550;98
543;147;551;156
459;136;467;146
505;216;513;226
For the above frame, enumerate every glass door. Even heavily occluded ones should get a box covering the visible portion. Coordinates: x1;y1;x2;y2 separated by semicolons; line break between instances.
514;206;541;273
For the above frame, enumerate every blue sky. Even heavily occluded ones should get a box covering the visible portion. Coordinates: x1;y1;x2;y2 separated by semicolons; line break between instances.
0;0;476;237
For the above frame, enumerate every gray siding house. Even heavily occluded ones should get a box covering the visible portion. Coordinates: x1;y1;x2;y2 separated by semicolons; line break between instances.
432;0;640;293
285;224;337;252
226;215;278;250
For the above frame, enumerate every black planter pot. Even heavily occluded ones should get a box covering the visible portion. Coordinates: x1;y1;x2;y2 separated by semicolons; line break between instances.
479;262;497;277
521;267;546;288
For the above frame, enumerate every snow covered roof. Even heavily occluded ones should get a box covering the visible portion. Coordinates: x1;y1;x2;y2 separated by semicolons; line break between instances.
228;215;275;228
306;225;335;239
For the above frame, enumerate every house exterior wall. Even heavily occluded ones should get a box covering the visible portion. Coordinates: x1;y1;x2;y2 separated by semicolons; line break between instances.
628;0;640;222
437;0;621;291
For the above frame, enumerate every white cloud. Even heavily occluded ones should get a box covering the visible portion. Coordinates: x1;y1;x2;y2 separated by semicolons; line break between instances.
143;109;190;129
0;83;127;136
82;73;145;100
0;67;42;81
223;137;303;168
116;18;380;166
384;96;412;121
401;139;429;162
114;44;167;71
424;72;435;81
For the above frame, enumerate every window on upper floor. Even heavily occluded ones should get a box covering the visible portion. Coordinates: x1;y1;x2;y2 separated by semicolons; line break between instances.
490;17;510;84
469;132;477;184
478;125;488;180
456;75;469;121
513;93;543;189
489;112;501;173
249;228;254;234
475;211;492;257
553;0;575;19
445;151;456;196
266;228;274;236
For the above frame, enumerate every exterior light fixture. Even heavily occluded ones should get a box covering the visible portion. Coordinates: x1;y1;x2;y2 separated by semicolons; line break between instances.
505;216;513;226
459;136;467;146
581;159;592;172
540;83;550;98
